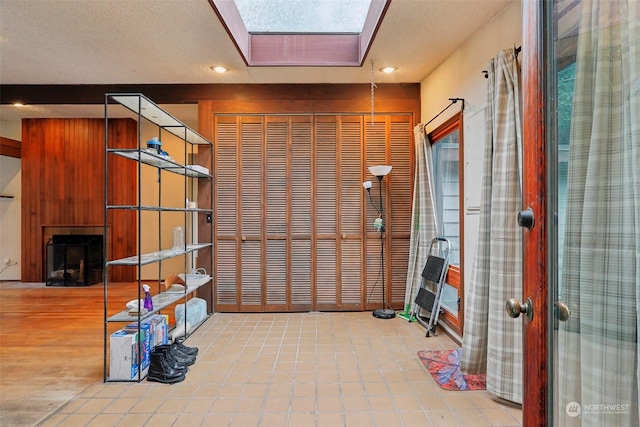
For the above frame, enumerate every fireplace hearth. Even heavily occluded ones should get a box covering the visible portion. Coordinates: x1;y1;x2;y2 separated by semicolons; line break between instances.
45;234;103;286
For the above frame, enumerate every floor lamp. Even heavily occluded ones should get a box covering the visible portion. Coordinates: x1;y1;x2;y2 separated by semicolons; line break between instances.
363;165;395;319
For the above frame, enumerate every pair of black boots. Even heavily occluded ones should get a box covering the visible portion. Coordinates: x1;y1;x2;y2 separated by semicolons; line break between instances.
147;339;199;384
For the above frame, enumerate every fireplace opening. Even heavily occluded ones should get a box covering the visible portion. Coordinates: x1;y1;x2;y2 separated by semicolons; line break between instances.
46;234;104;286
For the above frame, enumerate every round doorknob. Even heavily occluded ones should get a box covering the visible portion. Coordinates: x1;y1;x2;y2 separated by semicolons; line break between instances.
517;208;534;229
556;301;571;322
505;297;534;321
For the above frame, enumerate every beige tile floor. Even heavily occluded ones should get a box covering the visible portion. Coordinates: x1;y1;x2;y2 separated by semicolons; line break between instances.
39;312;521;427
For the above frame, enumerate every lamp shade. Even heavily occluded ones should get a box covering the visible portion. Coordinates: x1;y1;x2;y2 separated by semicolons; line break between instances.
368;165;392;177
362;181;373;190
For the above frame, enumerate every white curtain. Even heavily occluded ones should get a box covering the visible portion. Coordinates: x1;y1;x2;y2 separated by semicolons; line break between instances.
460;48;523;404
557;0;639;425
404;125;439;309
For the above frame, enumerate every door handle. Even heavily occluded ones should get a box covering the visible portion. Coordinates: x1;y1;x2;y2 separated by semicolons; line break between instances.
517;208;534;229
505;297;534;321
555;301;571;322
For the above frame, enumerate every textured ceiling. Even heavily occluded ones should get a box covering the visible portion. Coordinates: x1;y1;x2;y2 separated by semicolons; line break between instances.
0;0;513;121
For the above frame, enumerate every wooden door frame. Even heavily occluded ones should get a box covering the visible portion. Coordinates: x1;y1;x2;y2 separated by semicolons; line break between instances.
522;0;549;424
426;111;465;336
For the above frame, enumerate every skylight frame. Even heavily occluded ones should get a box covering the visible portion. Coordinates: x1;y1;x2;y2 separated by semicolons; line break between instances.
208;0;391;67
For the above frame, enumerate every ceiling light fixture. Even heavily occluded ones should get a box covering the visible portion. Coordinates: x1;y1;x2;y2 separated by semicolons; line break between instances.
13;102;24;107
210;66;228;73
379;66;397;74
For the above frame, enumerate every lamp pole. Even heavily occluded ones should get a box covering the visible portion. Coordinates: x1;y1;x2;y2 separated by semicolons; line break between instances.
366;165;395;320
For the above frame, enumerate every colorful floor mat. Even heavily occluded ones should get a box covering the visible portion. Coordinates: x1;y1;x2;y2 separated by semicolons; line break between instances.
418;348;486;391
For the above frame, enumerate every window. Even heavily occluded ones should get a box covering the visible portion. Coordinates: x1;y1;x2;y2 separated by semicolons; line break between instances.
233;0;373;33
429;112;464;334
209;0;390;66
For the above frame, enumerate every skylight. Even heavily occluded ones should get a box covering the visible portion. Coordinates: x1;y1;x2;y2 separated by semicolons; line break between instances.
233;0;373;34
210;0;390;67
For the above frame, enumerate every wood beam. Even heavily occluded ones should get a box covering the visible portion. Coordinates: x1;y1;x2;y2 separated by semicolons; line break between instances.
0;83;420;105
0;136;21;158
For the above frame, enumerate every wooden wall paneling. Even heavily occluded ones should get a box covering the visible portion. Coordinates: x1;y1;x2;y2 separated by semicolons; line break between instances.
66;120;76;223
88;119;100;223
20;118;136;283
106;119;137;282
195;140;214;309
48;120;61;225
2;83;421;108
21;119;38;280
0;136;21;158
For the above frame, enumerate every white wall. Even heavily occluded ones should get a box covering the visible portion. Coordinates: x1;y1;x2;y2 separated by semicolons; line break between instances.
0;121;23;281
419;0;522;329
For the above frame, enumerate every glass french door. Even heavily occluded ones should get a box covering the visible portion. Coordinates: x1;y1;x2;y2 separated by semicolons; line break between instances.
518;0;640;427
523;1;638;425
544;0;638;425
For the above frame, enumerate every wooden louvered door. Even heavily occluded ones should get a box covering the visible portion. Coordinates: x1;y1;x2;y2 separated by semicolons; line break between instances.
314;116;338;309
337;116;366;309
264;116;313;311
213;114;412;313
315;116;365;310
388;116;412;308
362;115;412;311
214;116;241;310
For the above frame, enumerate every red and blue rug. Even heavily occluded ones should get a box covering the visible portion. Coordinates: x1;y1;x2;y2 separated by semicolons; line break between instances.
418;348;486;391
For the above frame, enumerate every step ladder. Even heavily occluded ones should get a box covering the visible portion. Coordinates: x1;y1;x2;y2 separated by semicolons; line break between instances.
411;237;450;337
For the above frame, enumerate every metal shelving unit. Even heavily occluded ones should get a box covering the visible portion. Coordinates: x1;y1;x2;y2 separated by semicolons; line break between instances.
103;93;214;382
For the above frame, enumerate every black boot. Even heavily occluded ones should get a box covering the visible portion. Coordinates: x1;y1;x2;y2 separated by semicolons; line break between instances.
147;351;186;384
173;338;199;356
156;344;196;366
154;345;189;372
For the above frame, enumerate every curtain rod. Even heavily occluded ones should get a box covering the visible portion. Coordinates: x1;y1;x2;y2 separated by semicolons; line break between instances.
423;98;465;133
482;45;521;78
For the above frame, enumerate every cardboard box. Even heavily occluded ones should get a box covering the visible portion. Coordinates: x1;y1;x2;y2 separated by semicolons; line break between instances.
124;322;151;371
147;315;168;347
109;329;148;380
126;315;168;355
159;314;172;330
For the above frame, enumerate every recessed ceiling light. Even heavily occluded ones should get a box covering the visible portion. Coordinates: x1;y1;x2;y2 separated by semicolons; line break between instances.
379;66;397;74
211;66;229;73
13;102;24;107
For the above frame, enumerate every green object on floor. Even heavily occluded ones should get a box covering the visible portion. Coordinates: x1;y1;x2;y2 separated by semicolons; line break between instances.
397;304;416;322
